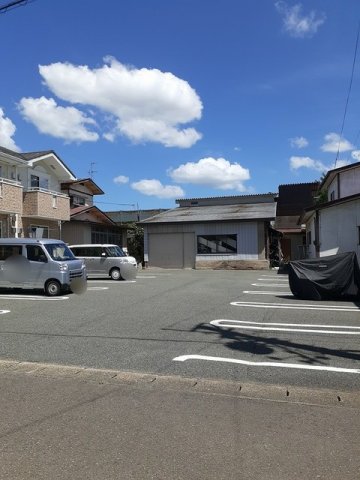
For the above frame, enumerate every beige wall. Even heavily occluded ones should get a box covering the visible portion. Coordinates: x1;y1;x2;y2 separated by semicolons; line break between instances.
0;182;23;214
23;191;70;221
21;218;60;239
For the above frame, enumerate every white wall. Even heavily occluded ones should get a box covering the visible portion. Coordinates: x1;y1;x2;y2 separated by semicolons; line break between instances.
319;199;360;259
305;212;317;258
339;168;360;198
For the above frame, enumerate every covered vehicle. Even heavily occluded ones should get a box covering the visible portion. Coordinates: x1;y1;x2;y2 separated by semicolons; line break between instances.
288;252;360;300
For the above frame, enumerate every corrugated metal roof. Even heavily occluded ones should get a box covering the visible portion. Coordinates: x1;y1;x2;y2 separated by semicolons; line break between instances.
141;202;276;224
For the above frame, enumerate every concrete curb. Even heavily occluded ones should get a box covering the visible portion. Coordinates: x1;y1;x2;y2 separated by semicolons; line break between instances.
1;358;360;408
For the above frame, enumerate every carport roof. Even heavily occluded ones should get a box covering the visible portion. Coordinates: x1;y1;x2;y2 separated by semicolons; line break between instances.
140;202;276;224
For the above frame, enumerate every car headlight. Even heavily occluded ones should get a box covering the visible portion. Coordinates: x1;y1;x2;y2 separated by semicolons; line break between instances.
59;263;69;272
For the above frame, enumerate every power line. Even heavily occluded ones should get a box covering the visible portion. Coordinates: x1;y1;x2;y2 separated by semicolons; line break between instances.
0;0;33;14
335;18;360;167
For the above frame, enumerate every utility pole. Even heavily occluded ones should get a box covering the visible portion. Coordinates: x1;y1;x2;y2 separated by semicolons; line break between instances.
88;162;97;179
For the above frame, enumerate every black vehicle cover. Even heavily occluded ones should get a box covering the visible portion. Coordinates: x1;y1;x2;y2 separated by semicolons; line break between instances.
288;252;360;300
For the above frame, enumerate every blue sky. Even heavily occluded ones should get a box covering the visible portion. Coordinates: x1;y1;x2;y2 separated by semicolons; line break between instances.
1;0;360;210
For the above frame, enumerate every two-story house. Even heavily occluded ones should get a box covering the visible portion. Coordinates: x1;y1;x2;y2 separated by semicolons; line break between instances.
300;161;360;261
0;146;75;238
60;178;127;246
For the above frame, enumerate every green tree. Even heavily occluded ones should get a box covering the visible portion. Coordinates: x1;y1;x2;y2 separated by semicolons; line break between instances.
127;223;144;265
314;172;328;205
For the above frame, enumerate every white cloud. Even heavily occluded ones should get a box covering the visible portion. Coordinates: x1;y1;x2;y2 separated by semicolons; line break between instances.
275;2;326;38
131;179;185;198
0;108;20;151
321;133;354;153
290;136;308;148
290;156;327;172
113;175;129;184
351;150;360;161
37;57;203;148
169;157;250;191
18;97;99;142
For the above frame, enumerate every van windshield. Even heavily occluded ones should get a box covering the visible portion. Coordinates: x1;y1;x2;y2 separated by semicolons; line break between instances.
104;246;126;257
44;243;76;261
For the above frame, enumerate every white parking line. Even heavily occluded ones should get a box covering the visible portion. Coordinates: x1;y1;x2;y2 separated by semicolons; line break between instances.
258;278;288;282
137;276;157;279
231;301;359;312
259;275;285;278
0;295;69;300
0;310;10;314
252;283;290;287
173;355;360;374
87;287;109;291
243;291;292;295
86;280;136;284
210;319;360;335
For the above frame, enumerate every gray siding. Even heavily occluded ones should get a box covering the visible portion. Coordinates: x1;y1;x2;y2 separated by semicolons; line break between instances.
62;222;91;244
144;221;263;266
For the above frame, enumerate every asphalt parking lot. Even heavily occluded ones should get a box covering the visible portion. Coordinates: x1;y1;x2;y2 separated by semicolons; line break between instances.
0;268;359;392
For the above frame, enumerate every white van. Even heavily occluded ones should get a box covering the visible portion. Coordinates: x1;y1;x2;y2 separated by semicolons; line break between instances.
0;238;87;296
69;244;137;281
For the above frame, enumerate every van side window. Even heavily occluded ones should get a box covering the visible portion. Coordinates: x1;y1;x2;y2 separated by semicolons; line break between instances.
0;245;22;260
26;245;47;263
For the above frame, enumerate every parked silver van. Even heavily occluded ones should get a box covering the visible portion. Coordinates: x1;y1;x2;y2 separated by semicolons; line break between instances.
69;244;137;281
0;238;87;296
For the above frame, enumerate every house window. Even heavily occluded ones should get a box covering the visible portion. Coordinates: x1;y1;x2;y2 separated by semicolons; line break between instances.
71;195;86;206
29;225;49;239
330;191;335;201
31;175;39;188
52;195;58;208
197;235;237;254
31;175;49;190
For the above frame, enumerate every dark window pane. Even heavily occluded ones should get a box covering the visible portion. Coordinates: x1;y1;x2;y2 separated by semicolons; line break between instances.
197;235;237;254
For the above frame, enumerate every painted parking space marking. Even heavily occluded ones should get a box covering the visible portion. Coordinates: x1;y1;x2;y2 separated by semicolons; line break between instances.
87;286;109;291
173;354;360;374
243;290;292;295
210;319;360;335
252;283;290;287
258;278;288;282
258;275;284;278
137;275;157;279
231;300;359;312
0;295;69;301
0;310;10;314
86;280;137;284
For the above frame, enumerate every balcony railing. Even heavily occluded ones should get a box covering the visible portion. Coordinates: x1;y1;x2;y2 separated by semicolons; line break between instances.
23;188;70;221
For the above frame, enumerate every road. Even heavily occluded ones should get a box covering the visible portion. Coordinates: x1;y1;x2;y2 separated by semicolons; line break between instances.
1;269;360;479
0;269;359;391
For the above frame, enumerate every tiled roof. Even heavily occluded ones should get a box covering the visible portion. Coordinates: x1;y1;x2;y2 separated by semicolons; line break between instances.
70;205;116;224
21;150;54;160
0;145;76;178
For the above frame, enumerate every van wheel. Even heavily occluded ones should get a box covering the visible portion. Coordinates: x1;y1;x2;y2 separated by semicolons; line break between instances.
45;279;62;296
110;268;121;280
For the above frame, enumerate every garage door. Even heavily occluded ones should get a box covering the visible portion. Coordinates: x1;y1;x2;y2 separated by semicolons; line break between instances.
148;233;195;268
